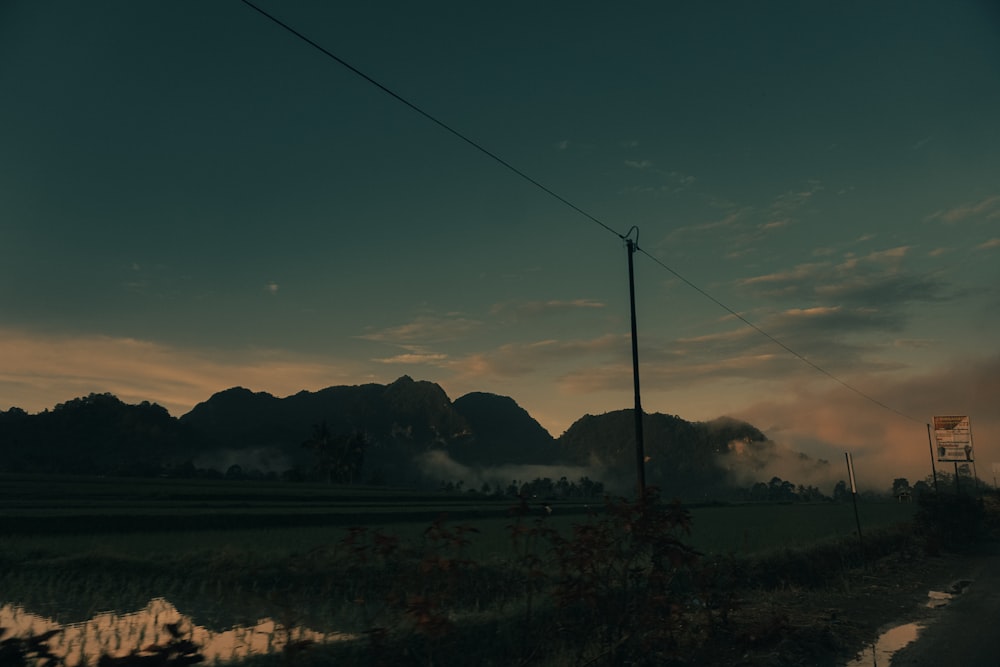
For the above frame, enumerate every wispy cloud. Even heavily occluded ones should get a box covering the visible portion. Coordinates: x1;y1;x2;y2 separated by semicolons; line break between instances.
763;183;822;228
739;248;946;308
664;209;747;241
448;334;627;380
490;299;606;319
976;238;1000;250
358;315;482;344
374;350;449;365
925;196;1000;224
759;219;791;231
624;159;653;169
739;263;827;286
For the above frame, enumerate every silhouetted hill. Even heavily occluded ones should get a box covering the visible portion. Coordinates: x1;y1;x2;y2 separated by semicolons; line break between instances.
557;410;768;500
0;393;195;475
176;376;473;484
0;379;792;498
451;392;558;466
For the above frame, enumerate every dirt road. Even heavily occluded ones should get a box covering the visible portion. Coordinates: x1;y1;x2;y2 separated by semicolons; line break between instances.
886;544;1000;667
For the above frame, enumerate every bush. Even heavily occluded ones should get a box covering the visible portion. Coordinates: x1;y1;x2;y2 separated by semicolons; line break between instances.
915;491;985;553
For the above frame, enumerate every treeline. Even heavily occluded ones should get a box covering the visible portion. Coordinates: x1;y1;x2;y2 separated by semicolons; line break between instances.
732;476;829;502
437;475;606;500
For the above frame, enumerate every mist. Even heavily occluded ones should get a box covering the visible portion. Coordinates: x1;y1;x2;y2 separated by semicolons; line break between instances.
416;450;605;494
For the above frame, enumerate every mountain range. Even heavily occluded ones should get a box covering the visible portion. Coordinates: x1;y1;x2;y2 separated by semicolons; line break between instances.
0;375;787;498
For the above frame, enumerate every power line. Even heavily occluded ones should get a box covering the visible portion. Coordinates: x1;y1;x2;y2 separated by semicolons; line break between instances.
636;246;922;424
237;0;624;242
238;0;921;425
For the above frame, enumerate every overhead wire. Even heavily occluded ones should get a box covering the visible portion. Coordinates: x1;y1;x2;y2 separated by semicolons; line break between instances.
238;0;922;425
237;0;624;241
636;247;922;423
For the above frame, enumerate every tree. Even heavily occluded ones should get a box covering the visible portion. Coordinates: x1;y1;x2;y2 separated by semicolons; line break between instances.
891;477;912;498
302;421;368;484
832;480;850;502
303;421;336;484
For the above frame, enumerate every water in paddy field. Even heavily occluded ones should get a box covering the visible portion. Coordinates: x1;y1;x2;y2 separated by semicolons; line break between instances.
0;597;355;665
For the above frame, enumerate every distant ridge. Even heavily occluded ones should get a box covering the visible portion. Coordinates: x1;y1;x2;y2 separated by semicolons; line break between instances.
0;377;807;499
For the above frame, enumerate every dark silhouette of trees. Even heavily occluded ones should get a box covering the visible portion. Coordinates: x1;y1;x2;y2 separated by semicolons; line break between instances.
738;476;828;502
302;421;367;484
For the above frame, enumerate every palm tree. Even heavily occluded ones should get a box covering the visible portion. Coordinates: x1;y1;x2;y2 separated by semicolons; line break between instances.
302;422;367;484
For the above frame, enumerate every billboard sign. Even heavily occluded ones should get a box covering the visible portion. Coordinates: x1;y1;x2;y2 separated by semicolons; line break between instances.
933;415;974;462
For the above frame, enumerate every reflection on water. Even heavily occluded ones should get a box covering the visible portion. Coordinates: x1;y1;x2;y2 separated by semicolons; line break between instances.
844;622;924;667
0;597;355;666
844;581;972;666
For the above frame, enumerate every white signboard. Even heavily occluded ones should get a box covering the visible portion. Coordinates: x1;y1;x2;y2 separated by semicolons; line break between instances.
933;415;974;462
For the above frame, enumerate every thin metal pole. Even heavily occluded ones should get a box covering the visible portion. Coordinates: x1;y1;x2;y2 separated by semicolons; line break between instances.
626;238;646;500
926;424;939;494
846;452;864;555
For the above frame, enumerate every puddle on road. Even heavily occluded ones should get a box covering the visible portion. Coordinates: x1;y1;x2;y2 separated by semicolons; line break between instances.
845;622;924;667
844;581;971;666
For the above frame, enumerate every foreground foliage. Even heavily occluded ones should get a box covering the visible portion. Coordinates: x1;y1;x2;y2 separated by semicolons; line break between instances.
4;486;988;666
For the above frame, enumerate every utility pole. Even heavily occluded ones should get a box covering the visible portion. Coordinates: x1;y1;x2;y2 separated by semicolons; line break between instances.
626;230;646;500
926;423;939;494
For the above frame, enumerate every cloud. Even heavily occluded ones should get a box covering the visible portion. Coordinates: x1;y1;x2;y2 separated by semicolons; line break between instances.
358;315;482;344
759;219;791;231
732;354;1000;492
813;272;947;306
763;184;822;228
624;159;653;169
671;183;822;255
374;352;450;365
723;438;835;490
976;238;1000;250
739;263;827;287
664;209;748;241
862;245;911;263
265;282;279;294
449;334;627;380
552;300;917;398
416;450;598;493
0;328;364;417
925;196;1000;224
490;298;606;319
739;250;948;307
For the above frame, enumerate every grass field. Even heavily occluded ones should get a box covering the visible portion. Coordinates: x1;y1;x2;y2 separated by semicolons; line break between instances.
0;474;917;557
0;474;921;665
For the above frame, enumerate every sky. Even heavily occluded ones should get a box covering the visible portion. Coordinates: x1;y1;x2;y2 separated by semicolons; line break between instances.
2;1;998;490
